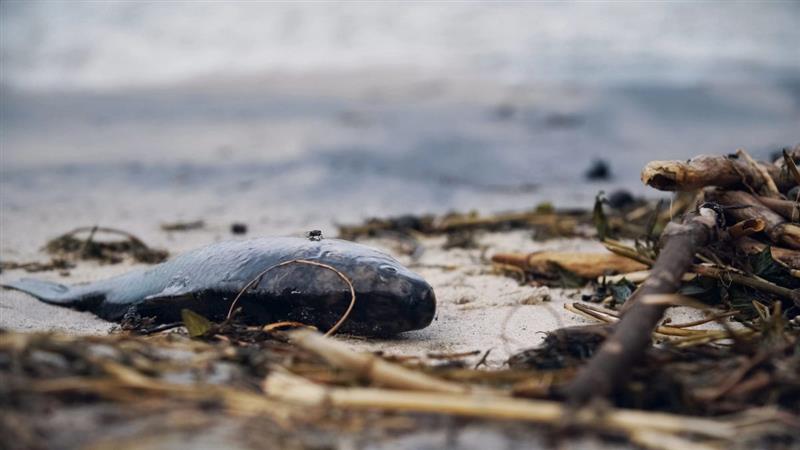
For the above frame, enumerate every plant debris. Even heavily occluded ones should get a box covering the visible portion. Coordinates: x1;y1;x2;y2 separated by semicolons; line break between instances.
160;220;205;231
0;258;75;274
2;323;796;450
338;195;661;245
44;226;168;265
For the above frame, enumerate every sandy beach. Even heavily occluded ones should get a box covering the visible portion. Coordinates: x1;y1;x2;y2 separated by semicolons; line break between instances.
0;221;722;367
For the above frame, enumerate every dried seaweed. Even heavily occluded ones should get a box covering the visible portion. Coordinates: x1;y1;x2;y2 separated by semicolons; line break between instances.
44;226;168;265
0;258;74;274
160;220;205;231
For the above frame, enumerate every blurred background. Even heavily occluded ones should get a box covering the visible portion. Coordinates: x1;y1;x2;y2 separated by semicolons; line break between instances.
1;1;799;250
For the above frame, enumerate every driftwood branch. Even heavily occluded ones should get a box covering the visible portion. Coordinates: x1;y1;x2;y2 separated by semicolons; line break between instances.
707;190;800;250
641;154;793;193
563;206;719;405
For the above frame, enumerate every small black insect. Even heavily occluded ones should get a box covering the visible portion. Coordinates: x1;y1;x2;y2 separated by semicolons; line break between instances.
306;229;323;241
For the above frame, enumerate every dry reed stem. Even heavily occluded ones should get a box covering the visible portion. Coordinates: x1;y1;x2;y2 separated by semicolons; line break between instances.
289;329;476;395
263;371;736;441
727;218;766;239
736;149;781;198
491;251;648;278
782;149;800;187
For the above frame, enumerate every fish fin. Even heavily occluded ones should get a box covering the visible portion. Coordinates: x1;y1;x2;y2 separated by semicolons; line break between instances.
2;278;75;304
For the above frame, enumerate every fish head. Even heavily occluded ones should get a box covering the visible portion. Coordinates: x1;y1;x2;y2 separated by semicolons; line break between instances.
243;238;436;336
341;249;437;336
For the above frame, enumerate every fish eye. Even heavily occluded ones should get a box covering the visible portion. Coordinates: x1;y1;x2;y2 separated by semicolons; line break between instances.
379;264;398;275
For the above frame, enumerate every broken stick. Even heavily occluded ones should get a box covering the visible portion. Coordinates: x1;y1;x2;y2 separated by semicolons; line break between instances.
563;205;720;405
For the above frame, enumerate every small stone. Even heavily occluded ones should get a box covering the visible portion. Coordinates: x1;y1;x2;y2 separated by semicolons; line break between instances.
607;189;635;209
230;223;248;235
585;159;611;181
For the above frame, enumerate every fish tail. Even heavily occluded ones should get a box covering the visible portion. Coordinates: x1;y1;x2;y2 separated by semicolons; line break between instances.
2;278;77;304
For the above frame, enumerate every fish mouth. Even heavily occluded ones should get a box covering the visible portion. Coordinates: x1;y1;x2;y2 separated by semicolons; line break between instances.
340;282;436;336
237;272;437;336
408;283;436;331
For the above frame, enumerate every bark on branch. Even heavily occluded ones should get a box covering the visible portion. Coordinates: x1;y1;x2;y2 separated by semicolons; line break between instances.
641;154;793;193
756;196;800;223
563;206;719;406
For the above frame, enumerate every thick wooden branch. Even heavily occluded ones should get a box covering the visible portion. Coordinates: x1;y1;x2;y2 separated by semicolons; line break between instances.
641;154;793;193
707;190;800;250
563;207;719;406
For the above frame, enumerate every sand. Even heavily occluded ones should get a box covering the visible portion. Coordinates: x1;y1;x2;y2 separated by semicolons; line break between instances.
0;225;718;366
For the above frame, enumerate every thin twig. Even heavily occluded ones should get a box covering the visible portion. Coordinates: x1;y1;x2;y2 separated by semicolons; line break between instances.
226;259;356;337
783;148;800;187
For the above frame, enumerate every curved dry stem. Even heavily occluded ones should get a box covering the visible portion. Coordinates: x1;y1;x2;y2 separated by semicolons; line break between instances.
782;148;800;187
225;259;356;337
727;218;765;240
60;226;148;247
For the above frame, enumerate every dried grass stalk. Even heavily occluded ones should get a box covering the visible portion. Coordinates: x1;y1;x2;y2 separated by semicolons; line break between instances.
727;218;766;240
491;251;648;279
289;329;473;394
736;149;781;198
263;371;736;440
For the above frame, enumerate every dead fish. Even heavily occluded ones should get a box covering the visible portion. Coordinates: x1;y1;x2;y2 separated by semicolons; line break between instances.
2;237;437;336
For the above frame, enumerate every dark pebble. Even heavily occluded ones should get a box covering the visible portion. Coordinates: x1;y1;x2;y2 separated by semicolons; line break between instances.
585;159;612;181
230;223;248;235
607;189;636;209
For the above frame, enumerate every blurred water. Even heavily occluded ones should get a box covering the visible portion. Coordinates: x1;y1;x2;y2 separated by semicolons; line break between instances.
2;1;799;91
